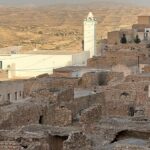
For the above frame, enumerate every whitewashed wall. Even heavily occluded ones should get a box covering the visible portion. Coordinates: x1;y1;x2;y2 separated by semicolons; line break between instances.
0;52;90;78
0;54;72;77
72;51;90;66
84;20;97;58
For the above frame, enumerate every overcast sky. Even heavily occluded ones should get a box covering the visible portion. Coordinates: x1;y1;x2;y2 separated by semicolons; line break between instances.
0;0;149;6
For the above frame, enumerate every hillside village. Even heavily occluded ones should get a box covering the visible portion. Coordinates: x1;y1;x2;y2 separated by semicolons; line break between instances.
0;12;150;150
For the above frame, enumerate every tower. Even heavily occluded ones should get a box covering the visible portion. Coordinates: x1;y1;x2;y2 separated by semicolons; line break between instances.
84;12;97;58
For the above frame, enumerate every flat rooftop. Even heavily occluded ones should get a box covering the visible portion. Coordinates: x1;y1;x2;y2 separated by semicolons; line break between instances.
22;50;82;55
54;66;110;73
74;88;96;98
0;46;83;55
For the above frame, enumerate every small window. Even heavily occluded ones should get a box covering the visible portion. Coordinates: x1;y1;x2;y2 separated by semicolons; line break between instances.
144;85;148;92
15;92;17;100
7;93;10;101
23;92;25;98
0;61;2;69
128;106;135;117
20;91;22;97
39;115;44;124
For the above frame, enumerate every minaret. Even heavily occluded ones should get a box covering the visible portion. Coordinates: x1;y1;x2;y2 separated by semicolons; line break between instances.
84;12;97;58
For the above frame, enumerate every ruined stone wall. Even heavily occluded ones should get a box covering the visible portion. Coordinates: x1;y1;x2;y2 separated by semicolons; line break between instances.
79;71;123;88
115;144;149;150
52;107;72;126
30;86;74;104
0;80;24;105
24;77;79;97
0;100;45;129
112;64;133;77
102;89;136;117
115;81;150;92
87;51;149;68
57;88;74;103
79;104;102;124
45;105;72;126
114;81;150;105
63;132;92;150
0;141;22;150
80;72;99;88
103;72;124;85
125;75;150;82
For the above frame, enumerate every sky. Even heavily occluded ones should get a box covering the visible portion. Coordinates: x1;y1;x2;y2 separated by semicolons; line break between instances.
0;0;149;6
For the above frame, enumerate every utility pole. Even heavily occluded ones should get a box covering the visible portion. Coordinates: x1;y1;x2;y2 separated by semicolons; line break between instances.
138;55;140;73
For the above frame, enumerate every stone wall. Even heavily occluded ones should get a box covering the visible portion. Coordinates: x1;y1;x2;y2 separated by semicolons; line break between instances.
87;51;149;68
107;29;134;44
0;141;22;150
0;100;45;129
30;87;74;104
80;72;100;88
79;104;102;124
125;75;150;82
0;80;24;105
24;77;79;97
54;107;72;126
45;106;72;126
115;144;149;150
63;132;92;150
79;71;123;88
103;89;136;117
67;93;104;120
112;64;133;77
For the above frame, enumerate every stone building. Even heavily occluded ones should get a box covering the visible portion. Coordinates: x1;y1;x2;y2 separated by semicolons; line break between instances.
107;16;150;44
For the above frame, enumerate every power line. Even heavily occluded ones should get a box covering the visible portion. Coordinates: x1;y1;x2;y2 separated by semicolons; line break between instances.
8;67;55;71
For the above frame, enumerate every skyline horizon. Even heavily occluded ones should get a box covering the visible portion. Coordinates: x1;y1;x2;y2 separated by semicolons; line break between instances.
0;0;149;7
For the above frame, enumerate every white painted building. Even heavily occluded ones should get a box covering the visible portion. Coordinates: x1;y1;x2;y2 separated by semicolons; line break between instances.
84;12;97;58
144;28;150;41
0;51;90;78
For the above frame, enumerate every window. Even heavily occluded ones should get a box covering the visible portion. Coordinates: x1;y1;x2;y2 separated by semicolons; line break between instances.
128;106;135;117
39;115;44;124
23;92;25;98
7;93;10;101
20;91;22;97
0;61;2;69
15;92;17;100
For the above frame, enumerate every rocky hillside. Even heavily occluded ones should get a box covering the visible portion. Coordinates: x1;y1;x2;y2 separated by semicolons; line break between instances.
0;3;150;51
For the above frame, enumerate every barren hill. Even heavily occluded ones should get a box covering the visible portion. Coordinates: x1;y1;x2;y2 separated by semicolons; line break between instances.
0;3;150;51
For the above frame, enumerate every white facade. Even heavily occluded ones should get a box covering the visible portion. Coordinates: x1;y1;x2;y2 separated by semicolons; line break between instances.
149;85;150;98
0;51;90;78
84;12;97;58
144;28;150;41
